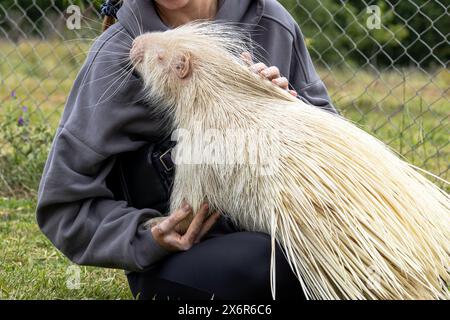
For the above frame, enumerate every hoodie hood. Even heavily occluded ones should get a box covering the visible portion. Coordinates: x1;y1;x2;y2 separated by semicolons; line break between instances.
117;0;264;37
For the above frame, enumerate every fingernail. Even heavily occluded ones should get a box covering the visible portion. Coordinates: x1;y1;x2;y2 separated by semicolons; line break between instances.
261;70;268;76
182;202;190;210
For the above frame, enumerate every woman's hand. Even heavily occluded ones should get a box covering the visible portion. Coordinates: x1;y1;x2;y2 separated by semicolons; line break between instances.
240;52;298;97
151;202;220;252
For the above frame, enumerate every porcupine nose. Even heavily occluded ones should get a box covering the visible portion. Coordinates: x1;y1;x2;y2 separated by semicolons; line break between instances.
130;38;145;65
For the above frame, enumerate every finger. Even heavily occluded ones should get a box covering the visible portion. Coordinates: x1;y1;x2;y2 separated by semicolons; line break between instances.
260;66;280;80
289;90;298;97
194;211;221;243
240;51;253;66
182;203;210;244
150;223;183;251
250;62;267;74
272;77;289;90
163;233;187;251
158;204;192;233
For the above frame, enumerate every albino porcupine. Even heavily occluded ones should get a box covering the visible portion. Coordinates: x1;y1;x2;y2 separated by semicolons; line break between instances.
129;22;450;300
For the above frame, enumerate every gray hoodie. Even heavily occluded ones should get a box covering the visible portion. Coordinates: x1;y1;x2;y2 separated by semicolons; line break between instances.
36;0;337;272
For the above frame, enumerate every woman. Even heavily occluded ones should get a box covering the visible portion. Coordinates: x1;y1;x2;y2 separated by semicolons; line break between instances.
36;0;337;300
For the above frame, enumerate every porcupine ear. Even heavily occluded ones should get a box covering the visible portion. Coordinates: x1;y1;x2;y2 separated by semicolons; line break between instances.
173;52;192;79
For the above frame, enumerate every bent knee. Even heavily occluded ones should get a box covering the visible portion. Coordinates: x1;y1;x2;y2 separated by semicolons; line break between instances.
215;232;274;297
146;231;297;299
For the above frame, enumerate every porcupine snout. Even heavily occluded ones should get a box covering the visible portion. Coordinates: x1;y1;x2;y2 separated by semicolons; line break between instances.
130;37;146;66
130;35;166;68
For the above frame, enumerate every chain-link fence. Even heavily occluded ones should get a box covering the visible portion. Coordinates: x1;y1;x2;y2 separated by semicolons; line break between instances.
0;0;448;196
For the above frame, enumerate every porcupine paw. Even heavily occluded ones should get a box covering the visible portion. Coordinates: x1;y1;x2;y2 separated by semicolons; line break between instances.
174;213;194;235
142;215;193;235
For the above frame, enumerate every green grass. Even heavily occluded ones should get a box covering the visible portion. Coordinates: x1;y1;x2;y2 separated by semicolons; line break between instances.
320;66;449;187
0;39;448;299
0;198;132;299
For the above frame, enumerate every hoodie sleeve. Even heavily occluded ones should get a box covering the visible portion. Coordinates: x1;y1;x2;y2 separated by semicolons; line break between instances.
36;25;171;271
289;23;338;115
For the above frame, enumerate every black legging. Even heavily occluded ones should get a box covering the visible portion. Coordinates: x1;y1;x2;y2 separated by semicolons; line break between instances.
127;217;306;300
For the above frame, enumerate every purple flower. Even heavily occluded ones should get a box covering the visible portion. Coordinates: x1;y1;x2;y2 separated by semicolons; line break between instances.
18;116;24;126
11;90;16;98
22;106;28;112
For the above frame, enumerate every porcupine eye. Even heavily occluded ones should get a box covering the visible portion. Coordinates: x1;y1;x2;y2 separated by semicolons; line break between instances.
156;49;164;62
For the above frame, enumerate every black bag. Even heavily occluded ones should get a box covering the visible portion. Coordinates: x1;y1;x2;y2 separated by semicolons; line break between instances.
105;137;176;214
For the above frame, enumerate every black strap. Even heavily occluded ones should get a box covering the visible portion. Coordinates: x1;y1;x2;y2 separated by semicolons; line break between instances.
151;135;176;194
